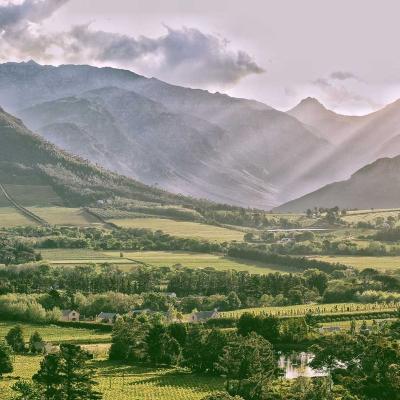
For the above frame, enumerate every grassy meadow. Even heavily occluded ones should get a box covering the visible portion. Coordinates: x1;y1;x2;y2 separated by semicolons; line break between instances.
0;207;35;227
40;248;291;274
28;207;102;226
104;250;293;274
310;255;400;271
0;322;111;344
108;217;244;242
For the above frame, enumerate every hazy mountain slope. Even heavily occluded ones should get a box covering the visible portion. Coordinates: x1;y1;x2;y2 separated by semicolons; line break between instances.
0;106;206;208
287;97;364;144
19;87;278;208
0;61;331;208
275;155;400;212
284;97;400;203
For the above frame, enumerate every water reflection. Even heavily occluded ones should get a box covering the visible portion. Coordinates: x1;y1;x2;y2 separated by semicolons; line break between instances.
278;352;327;379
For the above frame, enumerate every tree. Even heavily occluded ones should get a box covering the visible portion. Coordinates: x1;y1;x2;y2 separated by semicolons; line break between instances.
227;292;241;310
33;353;63;400
0;342;13;378
146;323;181;365
12;381;44;400
304;269;328;295
183;325;206;372
5;325;25;353
33;344;102;400
311;333;400;400
216;332;276;400
29;331;44;354
201;392;244;400
202;329;227;375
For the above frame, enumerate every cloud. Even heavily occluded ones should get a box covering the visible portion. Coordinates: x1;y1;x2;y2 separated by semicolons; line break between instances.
0;0;264;88
312;72;380;113
330;71;358;81
0;0;68;29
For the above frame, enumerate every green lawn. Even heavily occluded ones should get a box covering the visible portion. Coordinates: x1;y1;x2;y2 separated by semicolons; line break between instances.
310;255;400;271
108;217;244;242
0;356;223;400
0;322;111;344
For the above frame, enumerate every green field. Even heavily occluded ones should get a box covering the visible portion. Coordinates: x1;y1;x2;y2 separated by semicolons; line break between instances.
0;322;111;344
310;255;400;271
104;250;295;274
40;249;133;266
0;356;223;400
342;208;400;225
220;301;398;319
28;207;102;226
109;217;244;242
40;248;291;274
2;184;63;207
0;207;35;227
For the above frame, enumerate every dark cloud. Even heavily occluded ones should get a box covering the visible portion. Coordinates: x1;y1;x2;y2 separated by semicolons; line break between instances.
0;0;68;29
0;1;264;87
330;71;358;81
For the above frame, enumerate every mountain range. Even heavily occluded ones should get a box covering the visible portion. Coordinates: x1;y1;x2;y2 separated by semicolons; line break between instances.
1;60;400;211
0;106;206;209
0;60;332;209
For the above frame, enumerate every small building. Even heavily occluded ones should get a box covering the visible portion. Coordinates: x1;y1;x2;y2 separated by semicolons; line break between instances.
319;326;341;333
97;312;118;324
60;309;80;322
190;309;219;323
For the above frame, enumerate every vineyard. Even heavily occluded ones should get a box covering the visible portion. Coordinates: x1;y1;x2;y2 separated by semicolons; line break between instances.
219;301;400;319
0;356;223;400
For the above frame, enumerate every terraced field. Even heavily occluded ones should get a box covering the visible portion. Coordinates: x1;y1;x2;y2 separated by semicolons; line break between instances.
108;218;244;242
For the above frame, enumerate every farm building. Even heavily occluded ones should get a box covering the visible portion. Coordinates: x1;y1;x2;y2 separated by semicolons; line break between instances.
190;309;219;323
60;309;80;322
97;312;118;324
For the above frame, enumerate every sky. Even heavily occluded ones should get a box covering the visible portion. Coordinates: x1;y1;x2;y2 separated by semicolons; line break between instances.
1;0;400;115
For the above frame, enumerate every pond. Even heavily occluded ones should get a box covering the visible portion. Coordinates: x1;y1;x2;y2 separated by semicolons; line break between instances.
278;352;327;379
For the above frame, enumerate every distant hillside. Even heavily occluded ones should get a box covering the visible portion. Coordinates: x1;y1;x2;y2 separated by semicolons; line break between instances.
0;61;331;208
287;97;363;145
275;155;400;212
284;97;400;202
0;106;207;208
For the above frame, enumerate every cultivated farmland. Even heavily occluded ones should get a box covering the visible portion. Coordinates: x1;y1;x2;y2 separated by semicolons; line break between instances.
108;217;244;242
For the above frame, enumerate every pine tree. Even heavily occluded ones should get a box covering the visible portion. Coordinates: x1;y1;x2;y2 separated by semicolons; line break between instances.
5;325;25;353
0;342;13;378
33;344;102;400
